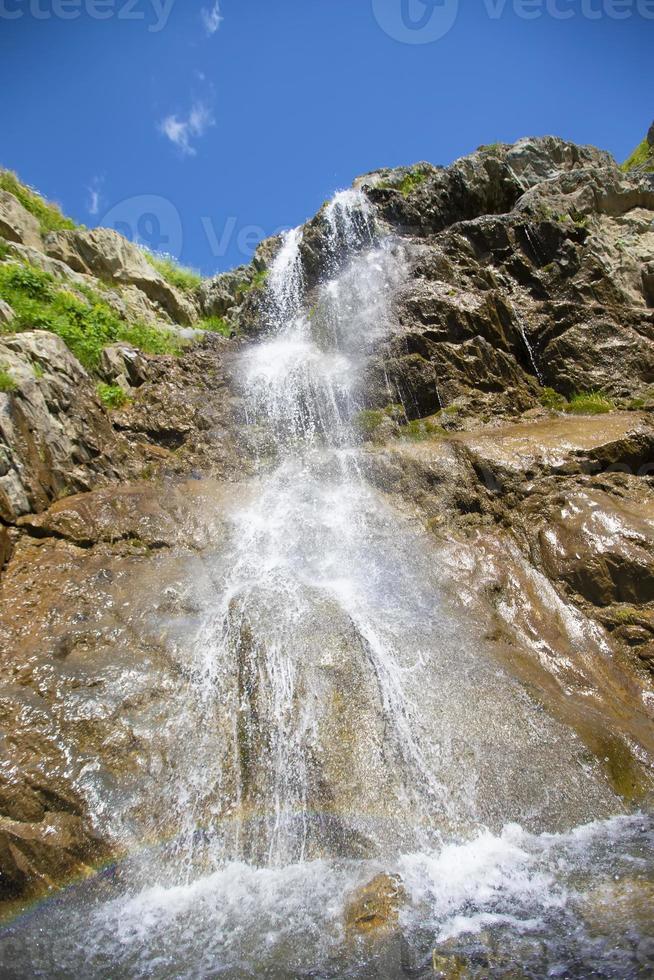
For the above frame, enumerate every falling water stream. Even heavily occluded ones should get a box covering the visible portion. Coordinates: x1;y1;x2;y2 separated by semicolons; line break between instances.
1;191;652;978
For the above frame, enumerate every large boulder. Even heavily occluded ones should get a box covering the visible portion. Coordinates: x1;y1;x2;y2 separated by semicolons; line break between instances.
537;485;654;607
5;240;90;287
0;190;42;250
358;137;618;246
354;148;654;411
44;228;198;325
516;167;654;221
0;331;127;522
197;264;251;319
505;136;614;187
18;482;208;550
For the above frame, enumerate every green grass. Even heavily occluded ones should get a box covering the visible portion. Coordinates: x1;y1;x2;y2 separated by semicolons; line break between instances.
540;387;568;412
0;259;183;371
354;404;406;437
235;267;269;299
144;252;203;292
354;409;386;435
612;606;640;626
0;367;17;393
97;382;130;409
379;168;430;198
0;169;76;235
621;139;654;173
402;417;447;441
625;389;654;410
565;391;615;415
197;315;232;336
0;239;9;260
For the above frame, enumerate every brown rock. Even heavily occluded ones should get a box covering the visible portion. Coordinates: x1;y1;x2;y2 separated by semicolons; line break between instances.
537;486;654;607
344;873;407;937
17;481;214;551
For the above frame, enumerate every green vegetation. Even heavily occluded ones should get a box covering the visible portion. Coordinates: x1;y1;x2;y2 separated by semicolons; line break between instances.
540;387;568;412
353;404;406;437
197;315;232;336
235;267;269;299
0;259;183;371
540;387;616;415
480;143;504;154
0;366;17;393
402;417;447;441
33;362;44;379
621;139;654;174
97;382;130;409
625;388;654;410
354;408;386;435
144;252;202;292
396;170;428;197
0;169;76;234
612;606;640;626
565;390;615;415
0;239;9;260
380;167;430;198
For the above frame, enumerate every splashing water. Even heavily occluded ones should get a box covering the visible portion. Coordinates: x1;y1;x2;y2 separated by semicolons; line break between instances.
2;189;653;978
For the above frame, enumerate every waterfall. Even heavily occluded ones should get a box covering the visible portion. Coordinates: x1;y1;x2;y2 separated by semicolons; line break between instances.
2;188;652;980
163;189;625;872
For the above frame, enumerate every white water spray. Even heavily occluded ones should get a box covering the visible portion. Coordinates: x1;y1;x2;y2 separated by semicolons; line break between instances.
2;188;652;979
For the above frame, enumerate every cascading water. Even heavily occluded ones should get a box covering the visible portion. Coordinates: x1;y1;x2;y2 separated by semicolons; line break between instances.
1;189;652;979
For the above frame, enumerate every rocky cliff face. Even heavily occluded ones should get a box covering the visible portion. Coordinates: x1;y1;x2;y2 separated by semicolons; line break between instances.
0;129;653;908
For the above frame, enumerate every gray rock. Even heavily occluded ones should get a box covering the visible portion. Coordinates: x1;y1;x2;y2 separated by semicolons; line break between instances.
5;240;90;286
643;261;654;307
515;167;654;220
0;299;14;326
0;190;42;250
99;342;149;389
197;267;246;319
0;331;127;521
44;228;199;325
506;136;615;188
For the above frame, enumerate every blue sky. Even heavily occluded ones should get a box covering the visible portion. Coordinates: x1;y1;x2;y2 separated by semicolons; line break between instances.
0;0;651;274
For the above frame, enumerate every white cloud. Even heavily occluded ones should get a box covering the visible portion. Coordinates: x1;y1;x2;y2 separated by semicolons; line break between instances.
201;2;222;35
159;101;215;157
86;177;103;216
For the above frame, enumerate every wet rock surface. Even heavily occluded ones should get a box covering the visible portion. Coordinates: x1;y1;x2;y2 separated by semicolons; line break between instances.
1;133;654;923
344;872;407;938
